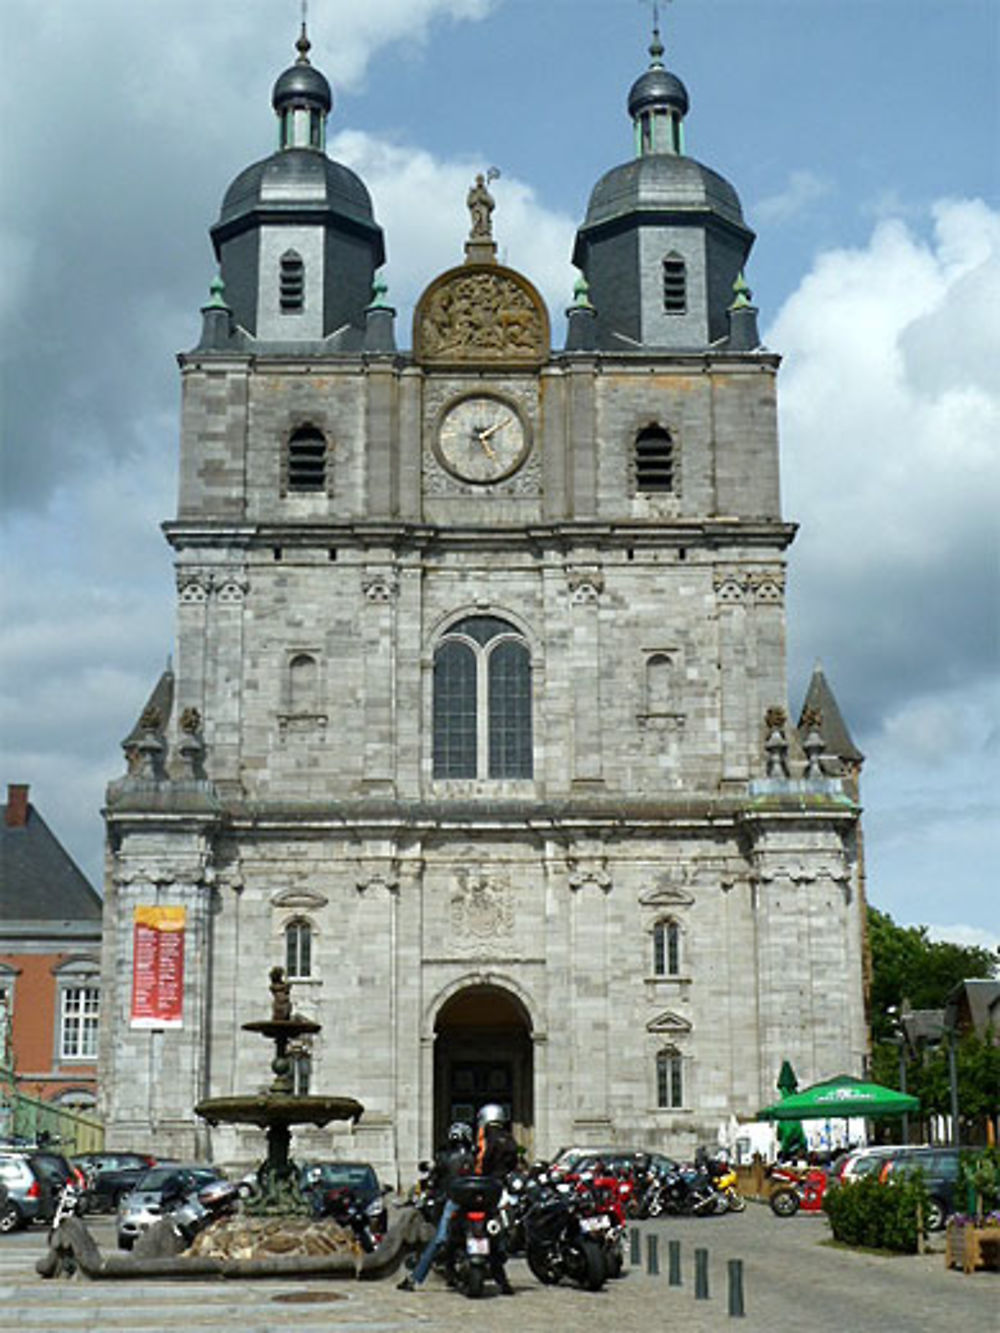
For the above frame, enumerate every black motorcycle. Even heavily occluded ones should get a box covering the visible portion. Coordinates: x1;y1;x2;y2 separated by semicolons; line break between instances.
441;1175;506;1299
520;1177;606;1291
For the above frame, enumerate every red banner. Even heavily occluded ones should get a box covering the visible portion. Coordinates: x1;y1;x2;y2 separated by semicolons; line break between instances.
130;906;185;1028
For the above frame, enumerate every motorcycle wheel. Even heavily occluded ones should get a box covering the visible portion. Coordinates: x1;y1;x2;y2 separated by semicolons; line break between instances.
726;1189;746;1213
769;1187;800;1218
647;1196;663;1218
570;1239;607;1291
605;1243;624;1278
526;1243;563;1285
712;1192;730;1215
464;1265;484;1299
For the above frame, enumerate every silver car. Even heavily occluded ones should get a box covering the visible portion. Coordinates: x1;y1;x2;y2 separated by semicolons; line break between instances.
0;1152;43;1232
116;1164;224;1249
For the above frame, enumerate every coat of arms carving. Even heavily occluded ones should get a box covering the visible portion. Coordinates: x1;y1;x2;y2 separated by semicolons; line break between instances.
451;868;514;941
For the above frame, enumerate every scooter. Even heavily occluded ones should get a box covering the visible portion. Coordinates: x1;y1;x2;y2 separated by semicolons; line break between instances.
441;1175;506;1299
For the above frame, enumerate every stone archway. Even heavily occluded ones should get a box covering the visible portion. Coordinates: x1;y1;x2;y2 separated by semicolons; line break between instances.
433;984;534;1153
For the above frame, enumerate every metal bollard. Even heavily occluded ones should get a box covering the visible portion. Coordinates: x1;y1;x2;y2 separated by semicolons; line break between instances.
727;1258;745;1317
668;1238;682;1286
646;1231;660;1275
630;1226;641;1265
694;1246;709;1299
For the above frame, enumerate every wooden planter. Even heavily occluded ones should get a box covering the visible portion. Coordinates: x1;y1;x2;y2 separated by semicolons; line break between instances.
945;1221;1000;1274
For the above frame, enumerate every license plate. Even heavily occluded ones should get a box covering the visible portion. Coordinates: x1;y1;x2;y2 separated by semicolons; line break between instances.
467;1237;489;1255
580;1215;609;1232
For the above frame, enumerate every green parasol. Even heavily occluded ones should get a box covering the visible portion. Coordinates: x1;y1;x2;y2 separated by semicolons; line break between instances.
759;1074;920;1122
774;1060;807;1155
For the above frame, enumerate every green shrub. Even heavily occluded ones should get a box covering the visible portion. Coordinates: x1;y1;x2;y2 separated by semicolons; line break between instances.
823;1172;930;1252
957;1147;1000;1223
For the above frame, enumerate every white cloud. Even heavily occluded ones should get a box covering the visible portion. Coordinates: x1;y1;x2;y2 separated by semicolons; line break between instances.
770;200;1000;939
754;169;832;224
332;130;578;330
923;923;1000;956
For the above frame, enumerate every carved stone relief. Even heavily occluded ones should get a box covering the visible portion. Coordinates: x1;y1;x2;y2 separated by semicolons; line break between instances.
415;267;549;366
451;867;514;941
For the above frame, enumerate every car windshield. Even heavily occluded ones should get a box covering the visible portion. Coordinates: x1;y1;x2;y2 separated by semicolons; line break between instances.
135;1166;217;1193
305;1164;377;1192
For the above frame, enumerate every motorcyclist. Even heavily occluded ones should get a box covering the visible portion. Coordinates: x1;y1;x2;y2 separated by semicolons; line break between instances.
473;1103;517;1294
398;1121;475;1291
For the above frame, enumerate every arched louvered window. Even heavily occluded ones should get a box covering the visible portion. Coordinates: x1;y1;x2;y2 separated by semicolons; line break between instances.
433;616;533;780
635;426;674;493
289;653;318;713
287;425;327;493
653;919;681;977
656;1047;684;1109
280;250;305;311
285;919;312;980
662;253;686;313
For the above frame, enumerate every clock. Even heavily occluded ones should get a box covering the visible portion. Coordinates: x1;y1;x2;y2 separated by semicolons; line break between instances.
435;393;530;484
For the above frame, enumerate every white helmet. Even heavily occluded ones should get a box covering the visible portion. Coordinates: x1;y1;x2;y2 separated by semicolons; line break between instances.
476;1102;505;1130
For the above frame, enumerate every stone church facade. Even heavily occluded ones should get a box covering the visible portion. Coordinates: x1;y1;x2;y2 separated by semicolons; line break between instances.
100;26;867;1181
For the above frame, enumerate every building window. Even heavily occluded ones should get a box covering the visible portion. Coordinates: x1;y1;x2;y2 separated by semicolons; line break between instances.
287;425;327;493
662;253;686;313
653;920;681;976
279;250;305;311
646;653;674;713
432;616;532;779
635;426;674;493
0;975;12;1063
60;987;99;1061
656;1047;684;1109
285;919;313;980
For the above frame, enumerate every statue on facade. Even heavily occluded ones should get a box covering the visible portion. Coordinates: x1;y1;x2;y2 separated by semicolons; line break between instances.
466;172;496;241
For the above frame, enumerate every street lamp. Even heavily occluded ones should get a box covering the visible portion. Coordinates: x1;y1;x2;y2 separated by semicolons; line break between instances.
942;994;960;1148
886;1006;909;1145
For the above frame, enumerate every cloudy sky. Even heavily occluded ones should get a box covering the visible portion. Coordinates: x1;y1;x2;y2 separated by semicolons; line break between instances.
1;0;997;950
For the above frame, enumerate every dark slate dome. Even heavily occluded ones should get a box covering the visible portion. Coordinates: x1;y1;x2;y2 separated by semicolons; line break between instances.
581;154;746;234
628;65;689;119
217;149;379;233
272;59;332;113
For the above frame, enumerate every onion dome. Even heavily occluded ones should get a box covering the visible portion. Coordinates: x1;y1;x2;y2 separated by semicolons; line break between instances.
272;24;332;116
628;27;689;122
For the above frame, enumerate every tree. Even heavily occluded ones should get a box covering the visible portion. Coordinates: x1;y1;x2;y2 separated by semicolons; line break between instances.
868;907;996;1043
868;907;999;1141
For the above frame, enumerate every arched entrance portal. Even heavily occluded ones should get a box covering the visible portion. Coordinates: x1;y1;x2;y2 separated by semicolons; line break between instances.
433;985;534;1152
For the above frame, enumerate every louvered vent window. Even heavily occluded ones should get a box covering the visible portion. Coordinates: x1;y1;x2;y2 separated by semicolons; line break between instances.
635;426;674;493
662;254;686;313
280;250;305;311
287;426;326;492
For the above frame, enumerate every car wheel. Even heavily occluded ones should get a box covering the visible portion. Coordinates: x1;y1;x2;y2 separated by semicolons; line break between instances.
925;1197;946;1232
0;1201;24;1234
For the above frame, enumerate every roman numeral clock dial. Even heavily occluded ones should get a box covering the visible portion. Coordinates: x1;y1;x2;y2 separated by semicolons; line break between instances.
435;393;530;484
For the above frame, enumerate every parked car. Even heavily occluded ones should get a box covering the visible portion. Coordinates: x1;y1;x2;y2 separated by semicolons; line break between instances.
0;1149;79;1232
299;1161;389;1235
879;1147;962;1230
73;1151;159;1212
836;1145;908;1184
116;1164;226;1249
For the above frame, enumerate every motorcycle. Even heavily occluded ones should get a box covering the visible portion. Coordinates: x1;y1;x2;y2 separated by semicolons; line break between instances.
645;1161;727;1217
704;1156;745;1213
309;1183;378;1252
566;1167;628;1278
767;1164;827;1217
520;1176;607;1291
167;1177;240;1245
441;1175;506;1299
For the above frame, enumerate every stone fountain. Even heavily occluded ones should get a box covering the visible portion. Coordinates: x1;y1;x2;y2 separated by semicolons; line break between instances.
195;966;363;1215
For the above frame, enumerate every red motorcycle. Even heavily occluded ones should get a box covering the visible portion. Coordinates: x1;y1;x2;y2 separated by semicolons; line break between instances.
767;1164;828;1217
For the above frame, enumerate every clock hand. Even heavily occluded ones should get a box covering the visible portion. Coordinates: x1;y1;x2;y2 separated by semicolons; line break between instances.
478;416;511;441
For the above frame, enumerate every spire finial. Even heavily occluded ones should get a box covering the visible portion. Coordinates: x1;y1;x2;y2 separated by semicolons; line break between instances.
296;1;311;64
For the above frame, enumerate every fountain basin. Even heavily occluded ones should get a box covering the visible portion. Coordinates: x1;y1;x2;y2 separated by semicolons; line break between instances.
195;1093;362;1130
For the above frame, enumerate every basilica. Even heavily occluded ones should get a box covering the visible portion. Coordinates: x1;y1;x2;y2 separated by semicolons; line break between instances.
100;23;867;1180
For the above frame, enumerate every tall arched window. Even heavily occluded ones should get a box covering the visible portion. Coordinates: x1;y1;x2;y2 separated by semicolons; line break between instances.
635;426;674;493
287;425;327;493
662;253;686;313
653;919;681;976
285;919;312;980
433;616;532;779
656;1047;684;1109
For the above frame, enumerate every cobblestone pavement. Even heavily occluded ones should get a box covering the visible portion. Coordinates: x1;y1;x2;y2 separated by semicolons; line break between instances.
0;1208;996;1333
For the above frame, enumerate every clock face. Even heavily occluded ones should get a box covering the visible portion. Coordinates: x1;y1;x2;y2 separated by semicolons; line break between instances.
435;394;529;483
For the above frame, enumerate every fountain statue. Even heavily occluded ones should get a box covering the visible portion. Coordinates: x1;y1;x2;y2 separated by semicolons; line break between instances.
194;966;363;1216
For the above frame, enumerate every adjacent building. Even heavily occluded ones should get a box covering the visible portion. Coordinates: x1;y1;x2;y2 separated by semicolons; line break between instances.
101;24;867;1179
0;784;102;1116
